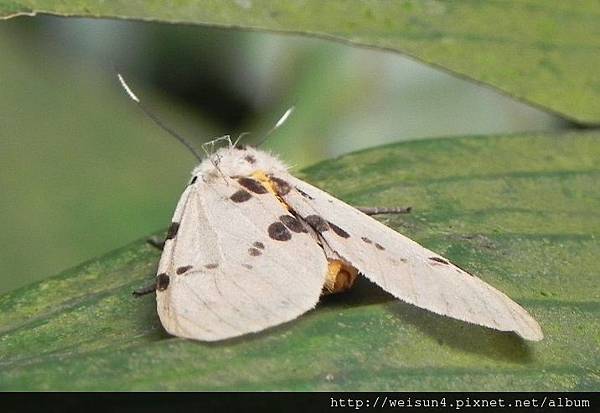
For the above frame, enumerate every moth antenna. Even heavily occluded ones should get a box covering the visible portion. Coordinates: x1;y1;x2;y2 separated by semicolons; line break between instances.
201;138;229;185
209;135;233;148
256;106;295;147
117;73;204;162
233;131;251;148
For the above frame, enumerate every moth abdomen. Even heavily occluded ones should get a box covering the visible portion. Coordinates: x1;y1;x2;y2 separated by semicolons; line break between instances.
323;260;359;295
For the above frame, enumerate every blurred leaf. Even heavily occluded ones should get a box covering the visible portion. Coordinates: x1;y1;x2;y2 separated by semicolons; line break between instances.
0;24;218;294
1;132;598;390
1;1;599;125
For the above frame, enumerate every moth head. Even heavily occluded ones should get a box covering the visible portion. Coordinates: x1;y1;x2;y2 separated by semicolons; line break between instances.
192;146;288;179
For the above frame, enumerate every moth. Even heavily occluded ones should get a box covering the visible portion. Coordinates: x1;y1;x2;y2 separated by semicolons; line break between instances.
118;75;543;342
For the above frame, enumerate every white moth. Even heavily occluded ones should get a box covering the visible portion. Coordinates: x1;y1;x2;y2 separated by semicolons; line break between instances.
119;75;543;343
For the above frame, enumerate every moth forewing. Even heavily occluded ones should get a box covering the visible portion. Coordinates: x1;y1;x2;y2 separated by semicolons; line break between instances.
274;172;544;342
155;168;329;342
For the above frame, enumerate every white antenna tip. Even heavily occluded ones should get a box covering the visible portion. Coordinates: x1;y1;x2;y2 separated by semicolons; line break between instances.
274;106;295;129
117;73;140;103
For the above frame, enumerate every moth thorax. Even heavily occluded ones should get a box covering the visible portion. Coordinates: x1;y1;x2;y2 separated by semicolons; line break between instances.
322;260;359;295
250;170;276;194
250;170;289;209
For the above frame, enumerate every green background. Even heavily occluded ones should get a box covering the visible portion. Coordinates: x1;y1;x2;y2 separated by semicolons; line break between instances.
0;11;565;296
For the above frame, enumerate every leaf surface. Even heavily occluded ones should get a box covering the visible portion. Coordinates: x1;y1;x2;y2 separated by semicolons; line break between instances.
1;132;598;390
1;1;599;124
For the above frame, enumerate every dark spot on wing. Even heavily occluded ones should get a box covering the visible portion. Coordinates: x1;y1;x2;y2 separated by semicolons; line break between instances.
238;177;268;194
305;215;329;232
166;222;180;240
205;263;219;269
242;264;253;270
329;221;350;238
268;222;292;241
270;176;291;195
389;257;408;266
176;265;193;275
430;256;449;265
248;247;262;256
244;155;256;164
280;215;307;233
230;189;252;203
190;176;198;184
361;236;372;244
375;243;385;251
296;187;314;200
452;262;473;276
157;273;170;291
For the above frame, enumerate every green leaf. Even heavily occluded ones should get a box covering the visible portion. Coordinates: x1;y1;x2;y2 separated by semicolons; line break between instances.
1;131;598;391
1;1;599;125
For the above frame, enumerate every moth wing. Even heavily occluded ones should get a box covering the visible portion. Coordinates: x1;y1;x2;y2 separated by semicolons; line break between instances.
277;173;543;341
156;178;328;341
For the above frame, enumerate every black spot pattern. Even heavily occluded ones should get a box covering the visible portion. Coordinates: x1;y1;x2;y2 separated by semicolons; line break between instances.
176;265;193;275
205;263;219;269
268;222;292;241
230;189;252;203
305;215;329;232
389;257;408;266
452;262;472;276
157;273;170;291
375;243;386;251
253;241;265;249
270;176;291;195
242;263;253;270
280;215;306;233
244;155;256;164
329;221;350;238
296;187;314;200
361;236;372;244
166;222;180;240
430;256;449;265
190;176;198;184
248;247;262;256
238;177;268;194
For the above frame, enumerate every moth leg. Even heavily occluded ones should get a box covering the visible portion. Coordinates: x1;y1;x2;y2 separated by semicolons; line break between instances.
357;206;412;215
147;236;165;251
132;282;157;297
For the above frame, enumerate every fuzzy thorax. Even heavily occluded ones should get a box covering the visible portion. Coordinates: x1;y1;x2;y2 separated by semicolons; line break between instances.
191;146;288;179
